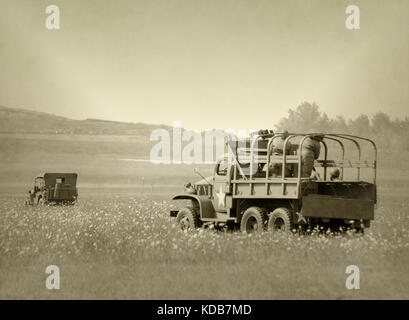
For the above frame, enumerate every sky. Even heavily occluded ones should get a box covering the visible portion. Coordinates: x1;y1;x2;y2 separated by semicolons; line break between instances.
0;0;408;130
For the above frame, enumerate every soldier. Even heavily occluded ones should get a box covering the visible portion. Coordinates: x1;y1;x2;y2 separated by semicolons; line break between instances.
301;135;323;178
28;190;35;205
251;129;274;139
310;167;322;180
259;129;274;138
272;130;292;155
269;130;293;177
329;168;341;181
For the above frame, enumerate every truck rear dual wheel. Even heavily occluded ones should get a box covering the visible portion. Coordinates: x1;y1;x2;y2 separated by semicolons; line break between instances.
268;207;293;233
176;207;201;230
240;207;268;233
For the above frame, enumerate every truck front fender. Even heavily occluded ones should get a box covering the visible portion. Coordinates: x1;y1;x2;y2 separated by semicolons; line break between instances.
172;194;216;219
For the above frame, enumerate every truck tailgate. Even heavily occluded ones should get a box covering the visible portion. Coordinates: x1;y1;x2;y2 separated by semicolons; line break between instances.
301;194;374;220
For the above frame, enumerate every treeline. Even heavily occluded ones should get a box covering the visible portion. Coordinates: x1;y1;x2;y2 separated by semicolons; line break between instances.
275;102;409;151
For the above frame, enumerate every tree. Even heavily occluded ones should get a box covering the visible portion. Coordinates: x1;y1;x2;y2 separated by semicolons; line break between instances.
329;116;348;133
371;112;392;149
276;102;409;151
276;102;330;133
348;114;371;137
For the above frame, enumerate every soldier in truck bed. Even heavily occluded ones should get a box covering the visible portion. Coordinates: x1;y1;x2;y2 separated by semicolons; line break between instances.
272;130;292;155
301;135;323;177
269;130;293;177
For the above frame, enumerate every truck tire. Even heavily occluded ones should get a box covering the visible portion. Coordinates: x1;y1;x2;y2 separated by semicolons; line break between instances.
176;207;201;230
268;207;293;233
240;207;268;233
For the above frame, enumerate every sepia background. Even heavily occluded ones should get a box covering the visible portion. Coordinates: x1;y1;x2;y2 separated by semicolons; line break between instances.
1;0;409;299
1;0;409;129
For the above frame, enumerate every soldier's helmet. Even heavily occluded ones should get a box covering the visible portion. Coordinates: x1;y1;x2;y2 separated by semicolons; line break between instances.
330;168;340;180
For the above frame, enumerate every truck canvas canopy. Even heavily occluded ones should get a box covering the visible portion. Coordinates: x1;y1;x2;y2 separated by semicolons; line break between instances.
38;173;78;187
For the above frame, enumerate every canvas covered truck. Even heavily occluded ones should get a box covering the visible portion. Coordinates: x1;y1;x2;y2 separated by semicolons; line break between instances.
170;133;377;233
26;173;78;205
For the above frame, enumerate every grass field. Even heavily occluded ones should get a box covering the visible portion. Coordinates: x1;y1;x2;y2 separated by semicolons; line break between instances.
1;190;409;299
1;133;409;299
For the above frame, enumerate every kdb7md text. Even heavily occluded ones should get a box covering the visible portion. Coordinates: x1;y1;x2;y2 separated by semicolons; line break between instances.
157;304;252;317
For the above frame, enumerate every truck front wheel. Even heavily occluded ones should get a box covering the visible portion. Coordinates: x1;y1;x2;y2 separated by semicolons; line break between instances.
176;207;201;230
240;207;268;233
268;207;293;233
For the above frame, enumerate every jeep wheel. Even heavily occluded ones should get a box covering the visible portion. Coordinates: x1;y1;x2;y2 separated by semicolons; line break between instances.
268;207;293;233
176;207;200;230
240;207;268;233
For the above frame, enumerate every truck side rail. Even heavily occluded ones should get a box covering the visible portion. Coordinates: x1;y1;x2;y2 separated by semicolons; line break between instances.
226;133;377;199
314;159;375;168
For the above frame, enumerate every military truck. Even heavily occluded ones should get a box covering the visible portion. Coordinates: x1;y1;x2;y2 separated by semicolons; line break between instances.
26;173;78;205
170;133;377;233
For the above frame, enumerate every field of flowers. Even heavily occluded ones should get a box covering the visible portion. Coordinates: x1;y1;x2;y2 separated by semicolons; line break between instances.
1;190;409;299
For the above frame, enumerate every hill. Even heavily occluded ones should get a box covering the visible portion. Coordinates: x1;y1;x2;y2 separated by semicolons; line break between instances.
0;105;171;136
